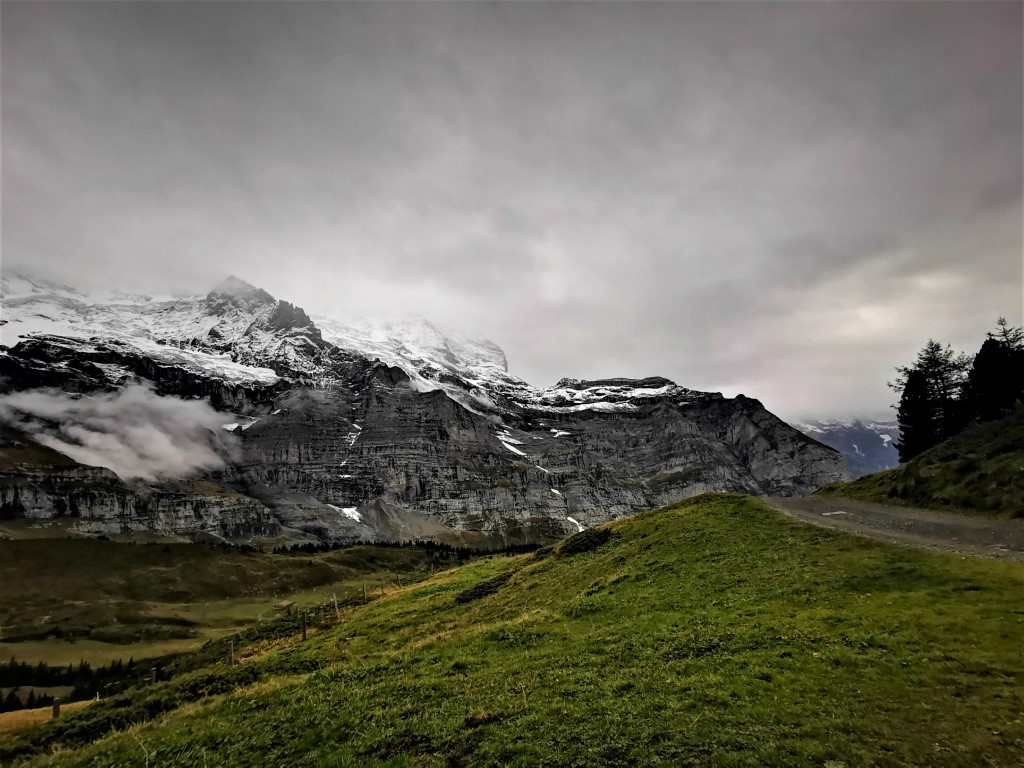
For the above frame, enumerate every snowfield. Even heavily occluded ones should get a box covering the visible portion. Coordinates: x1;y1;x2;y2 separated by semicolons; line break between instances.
2;271;721;415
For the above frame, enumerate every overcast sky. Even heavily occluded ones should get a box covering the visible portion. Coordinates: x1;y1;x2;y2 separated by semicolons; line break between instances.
2;2;1021;422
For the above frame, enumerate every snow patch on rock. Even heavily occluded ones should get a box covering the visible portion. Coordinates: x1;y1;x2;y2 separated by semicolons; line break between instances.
326;504;362;522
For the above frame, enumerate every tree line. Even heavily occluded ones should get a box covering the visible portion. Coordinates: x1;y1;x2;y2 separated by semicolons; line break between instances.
1;689;55;712
270;538;541;557
0;657;141;713
891;318;1024;462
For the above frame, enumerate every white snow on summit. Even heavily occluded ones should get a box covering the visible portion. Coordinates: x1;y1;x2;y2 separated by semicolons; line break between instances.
1;272;288;386
3;272;720;416
316;315;719;415
315;315;508;374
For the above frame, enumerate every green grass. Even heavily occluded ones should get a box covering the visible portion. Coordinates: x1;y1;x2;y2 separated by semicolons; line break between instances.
7;494;1023;767
0;540;459;667
0;431;80;470
817;407;1024;518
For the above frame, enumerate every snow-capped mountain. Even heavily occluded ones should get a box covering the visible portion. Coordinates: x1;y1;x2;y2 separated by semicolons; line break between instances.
793;419;900;477
313;313;529;414
0;273;342;385
1;272;717;417
0;272;849;544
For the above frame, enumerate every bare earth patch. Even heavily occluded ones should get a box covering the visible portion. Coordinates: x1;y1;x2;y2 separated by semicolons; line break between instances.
763;496;1024;562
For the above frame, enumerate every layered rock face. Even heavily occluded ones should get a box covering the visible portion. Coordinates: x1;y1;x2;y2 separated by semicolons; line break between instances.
222;373;845;545
0;428;278;541
0;273;849;544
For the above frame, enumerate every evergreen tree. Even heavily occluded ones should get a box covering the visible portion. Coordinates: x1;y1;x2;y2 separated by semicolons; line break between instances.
890;339;971;461
992;316;1024;347
962;318;1024;422
1;688;19;713
894;369;937;462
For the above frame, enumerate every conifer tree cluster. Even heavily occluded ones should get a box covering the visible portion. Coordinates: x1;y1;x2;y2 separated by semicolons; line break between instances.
0;657;138;712
270;538;539;557
890;318;1024;462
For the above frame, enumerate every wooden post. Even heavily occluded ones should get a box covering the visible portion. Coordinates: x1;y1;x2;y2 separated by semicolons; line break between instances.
52;698;60;719
301;611;307;641
150;667;158;684
362;582;367;602
229;639;235;667
395;571;402;587
333;593;340;620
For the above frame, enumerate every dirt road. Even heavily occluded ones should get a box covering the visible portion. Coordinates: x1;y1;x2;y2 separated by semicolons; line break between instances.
762;496;1024;562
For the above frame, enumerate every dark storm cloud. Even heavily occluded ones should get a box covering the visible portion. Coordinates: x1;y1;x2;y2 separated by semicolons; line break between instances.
2;2;1021;420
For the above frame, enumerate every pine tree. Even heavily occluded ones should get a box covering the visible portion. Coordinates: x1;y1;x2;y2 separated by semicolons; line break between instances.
890;339;971;461
894;369;937;462
1;688;19;713
992;316;1024;348
962;318;1024;422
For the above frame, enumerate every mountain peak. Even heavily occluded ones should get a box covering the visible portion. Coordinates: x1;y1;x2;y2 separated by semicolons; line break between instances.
208;276;273;303
554;376;676;391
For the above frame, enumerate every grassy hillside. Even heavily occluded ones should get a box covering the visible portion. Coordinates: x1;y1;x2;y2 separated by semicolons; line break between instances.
0;539;465;666
816;407;1024;518
4;494;1022;767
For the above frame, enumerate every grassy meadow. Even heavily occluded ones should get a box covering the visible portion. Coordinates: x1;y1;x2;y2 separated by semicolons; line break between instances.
0;540;463;667
3;494;1021;766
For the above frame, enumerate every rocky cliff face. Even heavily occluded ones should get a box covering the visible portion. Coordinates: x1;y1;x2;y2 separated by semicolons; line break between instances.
0;273;849;544
0;428;278;541
217;372;844;545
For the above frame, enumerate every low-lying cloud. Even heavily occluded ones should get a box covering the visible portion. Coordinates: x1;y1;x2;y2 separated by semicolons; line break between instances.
0;385;238;481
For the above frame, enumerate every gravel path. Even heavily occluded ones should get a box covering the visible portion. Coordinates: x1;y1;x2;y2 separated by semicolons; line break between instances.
762;496;1024;563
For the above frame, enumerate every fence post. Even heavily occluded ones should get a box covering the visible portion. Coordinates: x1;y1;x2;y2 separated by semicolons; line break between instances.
229;639;235;667
52;698;60;719
302;611;307;641
334;593;340;620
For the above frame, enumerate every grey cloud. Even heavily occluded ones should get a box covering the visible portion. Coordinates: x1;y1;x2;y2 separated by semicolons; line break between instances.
2;1;1020;421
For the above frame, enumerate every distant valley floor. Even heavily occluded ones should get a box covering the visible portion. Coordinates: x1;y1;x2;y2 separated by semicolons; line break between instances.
763;496;1024;562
